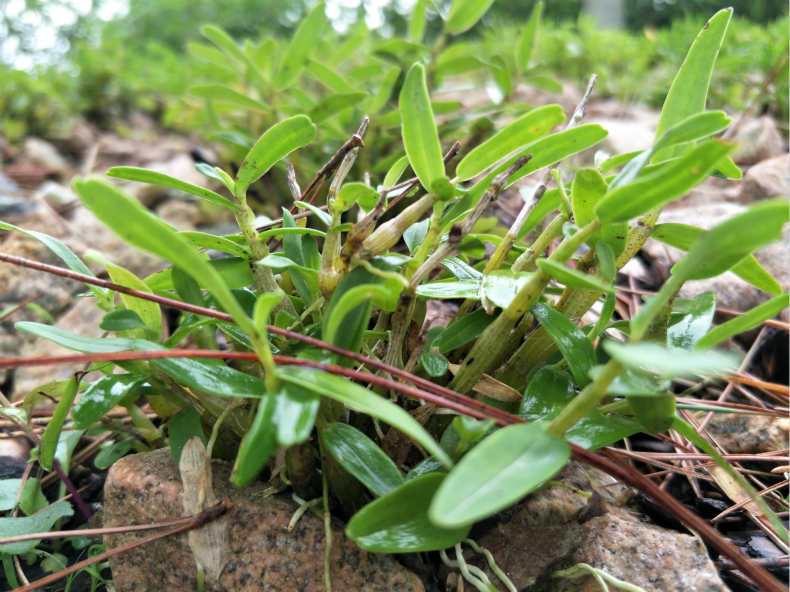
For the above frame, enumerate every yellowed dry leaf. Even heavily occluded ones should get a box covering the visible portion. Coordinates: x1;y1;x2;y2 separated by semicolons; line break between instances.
180;436;229;582
447;363;522;402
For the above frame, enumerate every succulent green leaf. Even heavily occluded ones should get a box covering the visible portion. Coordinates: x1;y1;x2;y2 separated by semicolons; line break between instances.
515;1;542;72
653;9;732;162
106;167;237;211
168;407;207;465
531;301;596;387
429;422;569;528
400;63;445;191
347;474;469;552
536;259;614;294
445;0;495;34
273;3;327;90
594;140;734;223
696;293;790;351
604;341;739;378
39;375;78;471
455;105;564;181
235;116;317;197
190;85;269;113
322;422;404;497
279;367;452;467
0;502;74;554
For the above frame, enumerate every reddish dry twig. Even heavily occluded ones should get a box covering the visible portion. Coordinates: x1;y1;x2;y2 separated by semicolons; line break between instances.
0;255;785;591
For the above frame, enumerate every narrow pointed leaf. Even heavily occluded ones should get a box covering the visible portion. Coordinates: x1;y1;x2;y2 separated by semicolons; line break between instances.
232;393;278;486
310;92;367;123
400;63;444;191
322;422;404;497
39;375;78;471
536;259;614;294
446;0;496;34
696;293;790;351
235;115;317;196
531;301;596;387
278;367;452;468
653;8;732;162
515;1;542;72
273;3;327;90
455;105;564;181
667;292;715;351
106;167;236;211
604;341;739;378
190;85;269;113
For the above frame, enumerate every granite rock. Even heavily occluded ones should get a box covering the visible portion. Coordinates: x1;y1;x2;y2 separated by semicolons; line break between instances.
103;448;425;592
737;154;789;204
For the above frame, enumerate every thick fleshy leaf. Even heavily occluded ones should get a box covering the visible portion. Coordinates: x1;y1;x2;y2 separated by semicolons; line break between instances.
604;341;739;378
594;140;734;223
15;322;266;399
455;105;564;181
86;252;163;341
480;271;533;310
445;0;495;34
431;308;498;354
74;179;253;333
95;436;136;469
672;198;790;281
310;92;367;123
403;218;430;254
178;232;249;258
190;85;269;113
347;473;469;552
281;209;315;306
441;257;481;281
652;9;732;163
531;302;596;388
231;393;278;486
145;257;253;292
382;154;410;188
416;280;480;300
571;168;626;256
324;284;391;348
627;393;676;433
272;3;327;90
335;183;379;213
421;352;449;377
696;293;789;351
106;167;236;211
610;111;732;191
651;223;782;294
99;309;152;334
400;63;444;191
409;0;426;42
235;116;317;196
322;422;404;497
73;374;147;429
0;502;74;554
307;59;353;93
667;292;715;351
515;1;542;72
39;375;78;471
278;367;452;468
519;366;642;450
536;259;614;294
274;382;320;447
168;406;207;465
429;422;570;528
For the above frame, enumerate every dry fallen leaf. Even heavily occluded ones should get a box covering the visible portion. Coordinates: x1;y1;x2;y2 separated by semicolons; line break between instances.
180;436;229;582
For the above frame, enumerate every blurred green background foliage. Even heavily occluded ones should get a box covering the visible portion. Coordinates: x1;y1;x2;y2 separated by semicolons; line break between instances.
1;0;787;143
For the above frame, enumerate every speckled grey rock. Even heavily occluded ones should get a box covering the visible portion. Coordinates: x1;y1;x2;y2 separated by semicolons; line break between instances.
103;448;425;592
731;117;785;165
463;462;725;592
533;511;727;592
705;414;789;455
737;154;789;204
155;199;201;232
11;298;107;401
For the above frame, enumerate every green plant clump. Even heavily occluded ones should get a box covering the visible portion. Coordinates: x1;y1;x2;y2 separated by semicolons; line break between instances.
1;2;788;588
